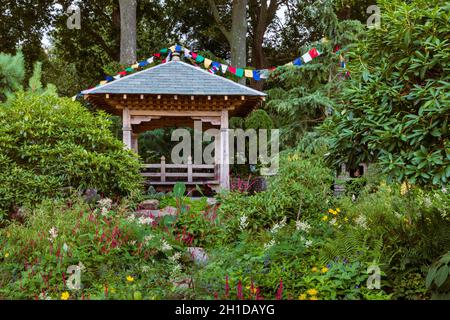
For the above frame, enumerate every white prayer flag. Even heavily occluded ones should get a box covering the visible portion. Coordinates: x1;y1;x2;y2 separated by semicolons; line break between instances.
221;64;228;74
302;52;313;63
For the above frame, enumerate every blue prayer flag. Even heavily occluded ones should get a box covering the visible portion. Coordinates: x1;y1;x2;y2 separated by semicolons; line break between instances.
293;58;303;66
253;70;261;81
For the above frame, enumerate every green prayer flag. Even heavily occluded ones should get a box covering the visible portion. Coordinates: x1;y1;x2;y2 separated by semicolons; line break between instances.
235;68;244;78
196;55;205;63
160;48;168;54
125;67;134;72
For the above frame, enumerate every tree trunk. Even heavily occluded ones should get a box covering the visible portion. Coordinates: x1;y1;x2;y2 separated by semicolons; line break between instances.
230;0;248;85
119;0;137;65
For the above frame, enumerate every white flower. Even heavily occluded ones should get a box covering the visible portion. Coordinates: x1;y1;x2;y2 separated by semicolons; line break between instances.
355;215;368;229
38;292;52;300
169;252;181;262
62;243;69;253
126;215;136;222
129;240;137;246
100;207;109;217
271;217;287;234
143;234;154;246
98;198;113;210
330;218;337;226
296;221;312;233
239;215;249;231
48;227;58;242
138;216;155;225
305;240;313;248
141;265;151;273
264;239;276;251
161;239;172;251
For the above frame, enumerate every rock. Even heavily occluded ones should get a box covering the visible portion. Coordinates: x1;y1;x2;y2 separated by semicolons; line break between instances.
187;247;208;265
138;199;159;210
172;278;192;289
134;209;160;218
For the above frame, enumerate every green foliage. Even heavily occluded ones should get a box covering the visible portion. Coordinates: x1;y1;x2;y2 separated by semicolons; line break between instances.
322;0;450;187
426;251;450;299
265;1;364;148
218;151;334;238
0;91;142;214
244;109;273;130
0;198;189;300
0;52;25;100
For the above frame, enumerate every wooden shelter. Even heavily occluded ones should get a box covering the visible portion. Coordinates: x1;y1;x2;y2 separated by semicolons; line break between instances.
81;53;266;190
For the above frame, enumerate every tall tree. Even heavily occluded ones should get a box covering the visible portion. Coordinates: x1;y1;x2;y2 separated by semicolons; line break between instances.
119;0;137;64
208;0;248;83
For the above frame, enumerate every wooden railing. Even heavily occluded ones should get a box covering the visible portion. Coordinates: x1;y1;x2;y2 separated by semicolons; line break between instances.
141;156;218;185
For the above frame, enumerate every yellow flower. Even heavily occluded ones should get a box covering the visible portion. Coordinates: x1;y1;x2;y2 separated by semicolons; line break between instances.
110;287;117;294
126;275;135;282
322;215;329;222
61;291;70;300
344;217;349;223
4;252;9;258
321;267;329;273
400;181;409;196
336;208;341;213
311;267;318;272
328;209;334;214
299;293;307;300
309;296;318;300
307;289;318;296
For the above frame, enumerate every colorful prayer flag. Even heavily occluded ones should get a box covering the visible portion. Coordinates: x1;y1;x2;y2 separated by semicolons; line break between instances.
184;48;192;58
253;70;261;81
195;55;205;63
235;68;244;78
132;63;139;69
147;57;154;64
204;58;212;68
175;45;182;52
191;52;198;59
259;69;270;79
293;58;303;66
302;52;312;63
228;66;236;74
245;69;253;78
221;64;228;74
309;48;320;59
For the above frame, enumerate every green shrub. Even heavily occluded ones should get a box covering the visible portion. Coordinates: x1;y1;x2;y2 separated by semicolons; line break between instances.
218;151;334;239
0;91;142;214
322;0;450;186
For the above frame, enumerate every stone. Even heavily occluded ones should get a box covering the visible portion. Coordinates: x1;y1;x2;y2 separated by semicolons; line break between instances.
187;247;208;265
138;199;159;210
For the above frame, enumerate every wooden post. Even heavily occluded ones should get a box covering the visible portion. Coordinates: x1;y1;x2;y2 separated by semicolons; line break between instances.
122;107;132;149
214;131;221;181
161;156;166;183
131;133;139;153
220;109;230;190
187;156;193;183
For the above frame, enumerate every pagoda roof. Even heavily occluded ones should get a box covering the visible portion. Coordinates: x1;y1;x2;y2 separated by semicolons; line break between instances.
81;60;266;97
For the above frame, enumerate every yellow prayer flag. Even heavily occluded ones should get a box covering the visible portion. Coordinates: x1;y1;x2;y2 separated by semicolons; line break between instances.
245;69;254;78
132;63;139;69
169;45;176;52
204;58;212;69
100;80;108;85
286;62;294;66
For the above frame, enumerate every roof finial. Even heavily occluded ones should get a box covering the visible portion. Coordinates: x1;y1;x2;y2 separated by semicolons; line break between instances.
172;52;181;62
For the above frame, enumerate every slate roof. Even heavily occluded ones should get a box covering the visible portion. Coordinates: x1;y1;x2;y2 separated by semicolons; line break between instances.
81;60;266;97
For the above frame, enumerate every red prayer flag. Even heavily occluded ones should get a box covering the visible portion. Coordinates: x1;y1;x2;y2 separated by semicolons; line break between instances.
118;71;127;76
191;52;198;59
228;66;237;74
309;48;320;59
153;53;161;58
